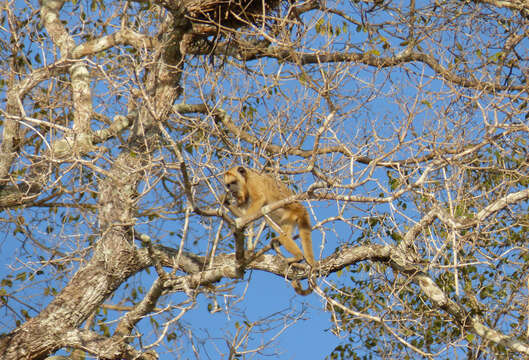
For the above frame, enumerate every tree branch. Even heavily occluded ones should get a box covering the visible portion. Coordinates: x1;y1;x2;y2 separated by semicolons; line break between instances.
59;329;157;360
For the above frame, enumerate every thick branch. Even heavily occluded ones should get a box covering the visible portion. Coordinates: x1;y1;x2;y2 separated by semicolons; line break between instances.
42;0;93;133
59;329;157;360
72;28;157;58
476;187;529;222
474;0;529;15
224;44;525;92
114;277;166;338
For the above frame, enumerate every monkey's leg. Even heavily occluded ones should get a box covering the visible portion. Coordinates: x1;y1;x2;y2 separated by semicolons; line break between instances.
270;240;307;268
298;215;315;266
264;217;303;262
275;223;305;263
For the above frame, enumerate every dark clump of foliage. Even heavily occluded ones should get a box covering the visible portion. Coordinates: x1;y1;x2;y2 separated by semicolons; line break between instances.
184;0;281;31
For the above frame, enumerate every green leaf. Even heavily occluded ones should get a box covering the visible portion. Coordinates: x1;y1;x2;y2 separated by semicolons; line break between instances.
16;272;27;281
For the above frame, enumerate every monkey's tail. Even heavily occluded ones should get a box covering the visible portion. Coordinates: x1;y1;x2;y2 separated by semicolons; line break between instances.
291;279;313;296
291;270;315;296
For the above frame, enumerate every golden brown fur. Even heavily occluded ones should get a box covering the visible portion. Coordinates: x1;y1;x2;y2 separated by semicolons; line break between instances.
223;166;315;295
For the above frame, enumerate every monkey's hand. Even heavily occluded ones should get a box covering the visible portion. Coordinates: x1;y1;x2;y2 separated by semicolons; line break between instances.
220;192;231;206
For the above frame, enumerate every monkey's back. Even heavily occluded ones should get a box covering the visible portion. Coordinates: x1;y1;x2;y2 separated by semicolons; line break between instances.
248;170;308;223
246;170;292;201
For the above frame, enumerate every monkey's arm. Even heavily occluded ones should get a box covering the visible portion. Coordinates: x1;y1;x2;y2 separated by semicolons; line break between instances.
234;192;266;228
244;192;266;216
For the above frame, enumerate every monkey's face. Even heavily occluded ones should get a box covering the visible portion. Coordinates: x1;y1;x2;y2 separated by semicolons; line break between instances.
224;167;248;205
225;177;241;195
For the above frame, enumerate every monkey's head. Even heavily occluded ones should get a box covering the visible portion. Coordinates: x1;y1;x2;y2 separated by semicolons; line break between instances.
223;166;249;205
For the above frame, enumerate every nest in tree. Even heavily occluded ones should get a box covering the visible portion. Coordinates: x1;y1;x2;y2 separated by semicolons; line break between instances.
185;0;282;32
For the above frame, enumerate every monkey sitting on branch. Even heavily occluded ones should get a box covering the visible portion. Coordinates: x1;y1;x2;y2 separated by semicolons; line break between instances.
223;166;315;295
